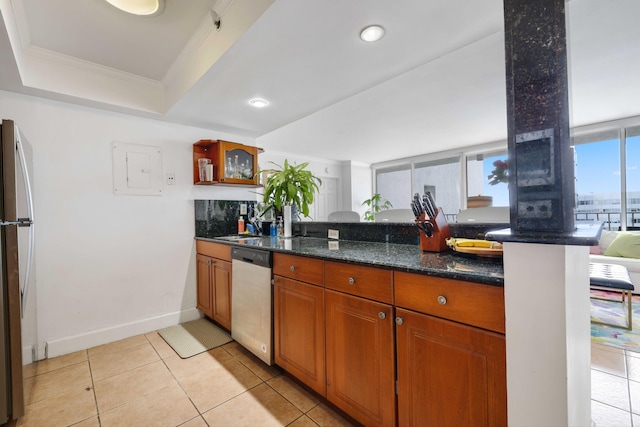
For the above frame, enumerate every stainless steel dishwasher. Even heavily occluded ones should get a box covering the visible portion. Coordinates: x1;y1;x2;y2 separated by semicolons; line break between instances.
231;246;273;365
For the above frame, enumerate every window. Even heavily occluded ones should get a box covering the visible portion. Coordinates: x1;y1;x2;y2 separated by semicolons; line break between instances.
466;150;509;207
375;165;411;211
374;156;461;216
413;156;461;215
573;130;621;229
626;127;640;229
371;117;640;225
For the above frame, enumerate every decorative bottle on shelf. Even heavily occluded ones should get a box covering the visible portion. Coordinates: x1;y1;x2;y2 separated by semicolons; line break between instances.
277;217;284;237
234;155;241;179
226;157;233;178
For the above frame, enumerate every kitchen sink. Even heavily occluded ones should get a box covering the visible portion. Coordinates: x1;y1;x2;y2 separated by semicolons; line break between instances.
215;235;265;245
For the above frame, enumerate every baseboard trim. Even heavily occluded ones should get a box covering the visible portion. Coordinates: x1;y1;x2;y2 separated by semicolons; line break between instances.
23;345;36;365
43;308;201;360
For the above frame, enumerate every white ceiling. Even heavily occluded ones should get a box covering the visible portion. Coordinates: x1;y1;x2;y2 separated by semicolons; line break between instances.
1;0;640;165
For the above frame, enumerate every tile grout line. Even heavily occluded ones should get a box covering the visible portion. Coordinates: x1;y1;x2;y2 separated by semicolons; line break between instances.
216;344;321;424
626;349;638;426
145;332;212;426
218;343;331;425
86;349;102;427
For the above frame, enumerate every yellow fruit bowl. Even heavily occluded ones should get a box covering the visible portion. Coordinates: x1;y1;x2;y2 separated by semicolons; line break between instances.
446;238;504;258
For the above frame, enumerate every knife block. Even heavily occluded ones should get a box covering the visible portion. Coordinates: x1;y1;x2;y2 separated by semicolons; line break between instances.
417;208;451;252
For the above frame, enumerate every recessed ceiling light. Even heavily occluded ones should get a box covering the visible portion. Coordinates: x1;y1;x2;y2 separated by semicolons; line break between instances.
249;98;269;108
104;0;165;16
360;25;385;42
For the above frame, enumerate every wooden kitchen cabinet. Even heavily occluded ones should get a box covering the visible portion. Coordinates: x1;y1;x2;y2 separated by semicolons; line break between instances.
273;253;325;395
324;260;393;304
394;271;506;427
268;250;506;427
274;275;326;396
273;253;324;285
394;271;505;334
196;241;232;331
193;139;262;186
325;289;395;427
395;308;507;427
323;262;396;426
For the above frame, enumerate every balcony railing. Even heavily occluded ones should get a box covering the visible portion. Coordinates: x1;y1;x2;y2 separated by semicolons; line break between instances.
446;210;640;231
575;211;640;231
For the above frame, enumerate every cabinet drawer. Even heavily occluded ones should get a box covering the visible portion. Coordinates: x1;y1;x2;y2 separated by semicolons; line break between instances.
325;261;393;304
394;271;505;334
196;240;231;261
273;253;324;286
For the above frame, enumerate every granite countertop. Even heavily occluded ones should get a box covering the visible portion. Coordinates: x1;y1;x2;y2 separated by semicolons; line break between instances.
197;236;504;286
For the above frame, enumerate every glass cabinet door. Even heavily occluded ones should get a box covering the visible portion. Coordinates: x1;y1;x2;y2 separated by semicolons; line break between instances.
223;148;254;180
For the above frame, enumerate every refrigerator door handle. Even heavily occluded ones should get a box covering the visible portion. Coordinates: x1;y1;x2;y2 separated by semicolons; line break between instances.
15;124;35;318
0;219;33;226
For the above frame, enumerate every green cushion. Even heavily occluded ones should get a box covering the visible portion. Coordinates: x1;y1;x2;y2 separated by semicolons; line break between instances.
604;232;640;259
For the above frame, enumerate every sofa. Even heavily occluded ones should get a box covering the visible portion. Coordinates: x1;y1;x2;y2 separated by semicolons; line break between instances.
590;230;640;291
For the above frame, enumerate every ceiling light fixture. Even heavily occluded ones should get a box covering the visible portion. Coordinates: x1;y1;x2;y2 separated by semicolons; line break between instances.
104;0;165;16
360;25;385;42
249;98;269;108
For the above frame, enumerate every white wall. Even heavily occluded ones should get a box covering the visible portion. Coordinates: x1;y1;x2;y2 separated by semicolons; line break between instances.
0;90;262;360
340;161;372;218
0;90;347;360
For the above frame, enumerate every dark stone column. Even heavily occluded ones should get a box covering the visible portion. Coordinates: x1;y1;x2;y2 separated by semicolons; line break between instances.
504;0;575;234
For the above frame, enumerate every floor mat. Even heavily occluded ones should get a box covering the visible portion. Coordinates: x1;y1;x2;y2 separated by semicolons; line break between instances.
591;290;640;352
159;318;232;358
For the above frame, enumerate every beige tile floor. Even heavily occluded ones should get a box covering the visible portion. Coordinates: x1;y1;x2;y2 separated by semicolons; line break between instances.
18;331;355;427
17;330;640;427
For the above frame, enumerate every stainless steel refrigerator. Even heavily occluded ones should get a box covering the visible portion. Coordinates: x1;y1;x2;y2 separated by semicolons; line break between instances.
0;119;34;423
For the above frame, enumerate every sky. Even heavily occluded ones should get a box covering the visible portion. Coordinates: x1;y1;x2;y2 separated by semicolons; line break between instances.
481;137;639;207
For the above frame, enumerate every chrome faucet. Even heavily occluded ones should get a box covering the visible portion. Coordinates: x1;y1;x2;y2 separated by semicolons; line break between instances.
247;203;263;236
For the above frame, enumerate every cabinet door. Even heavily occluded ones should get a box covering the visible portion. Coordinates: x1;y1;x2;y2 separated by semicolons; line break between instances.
396;308;507;427
325;290;395;427
274;276;326;396
196;254;213;318
217;141;259;185
212;259;232;331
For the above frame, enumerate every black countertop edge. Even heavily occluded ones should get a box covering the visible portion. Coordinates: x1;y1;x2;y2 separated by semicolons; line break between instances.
196;236;504;287
485;222;603;246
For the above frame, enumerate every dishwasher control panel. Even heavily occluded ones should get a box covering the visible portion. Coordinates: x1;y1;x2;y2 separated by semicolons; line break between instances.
231;246;272;268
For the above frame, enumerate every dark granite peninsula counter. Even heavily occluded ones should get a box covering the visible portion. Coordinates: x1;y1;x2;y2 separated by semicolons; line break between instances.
194;199;505;286
196;236;504;286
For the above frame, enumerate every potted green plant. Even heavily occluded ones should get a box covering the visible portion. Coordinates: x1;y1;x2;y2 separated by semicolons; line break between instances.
260;160;322;235
362;194;393;221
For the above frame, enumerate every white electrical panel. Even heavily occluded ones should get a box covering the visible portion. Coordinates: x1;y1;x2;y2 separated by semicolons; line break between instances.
112;142;163;196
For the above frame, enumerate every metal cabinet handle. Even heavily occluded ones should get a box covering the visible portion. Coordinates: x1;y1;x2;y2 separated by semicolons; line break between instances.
395;317;404;325
437;295;447;305
290;265;296;271
378;312;386;320
348;277;356;285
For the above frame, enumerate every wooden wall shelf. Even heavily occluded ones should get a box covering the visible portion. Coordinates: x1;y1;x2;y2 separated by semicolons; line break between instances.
193;139;263;187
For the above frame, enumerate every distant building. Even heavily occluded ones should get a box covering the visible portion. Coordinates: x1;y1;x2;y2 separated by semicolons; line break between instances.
576;191;640;229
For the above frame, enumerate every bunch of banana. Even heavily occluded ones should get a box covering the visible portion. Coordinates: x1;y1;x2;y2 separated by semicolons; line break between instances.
446;238;503;250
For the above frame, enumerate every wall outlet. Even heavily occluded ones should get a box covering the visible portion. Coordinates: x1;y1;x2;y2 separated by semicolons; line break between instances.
240;204;247;215
328;229;339;240
166;173;176;185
